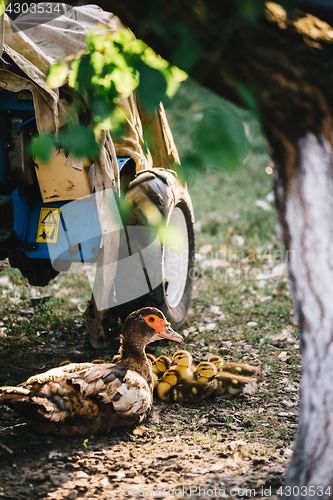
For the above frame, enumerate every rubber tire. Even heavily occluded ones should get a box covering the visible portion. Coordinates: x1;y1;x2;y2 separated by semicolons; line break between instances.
8;251;59;286
117;172;195;330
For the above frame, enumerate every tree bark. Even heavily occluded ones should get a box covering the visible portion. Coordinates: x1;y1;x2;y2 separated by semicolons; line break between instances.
274;132;333;497
94;0;333;494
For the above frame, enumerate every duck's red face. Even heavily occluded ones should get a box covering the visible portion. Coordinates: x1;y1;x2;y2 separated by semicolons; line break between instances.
143;314;183;344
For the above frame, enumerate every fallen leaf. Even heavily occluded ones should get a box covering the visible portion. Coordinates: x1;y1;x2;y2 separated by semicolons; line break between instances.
0;276;10;287
210;461;225;471
260;295;272;302
201;259;230;269
205;323;217;331
133;426;147;436
150;411;160;423
247;321;258;327
284;384;299;392
199;244;213;255
0;442;13;454
231;235;245;246
228;440;247;450
0;327;7;338
255;200;272;211
195;252;205;261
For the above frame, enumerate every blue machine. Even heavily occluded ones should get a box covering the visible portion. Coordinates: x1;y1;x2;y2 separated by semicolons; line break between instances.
0;89;130;266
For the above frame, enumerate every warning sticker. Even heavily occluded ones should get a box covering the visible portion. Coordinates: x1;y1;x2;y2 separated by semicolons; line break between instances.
36;208;61;243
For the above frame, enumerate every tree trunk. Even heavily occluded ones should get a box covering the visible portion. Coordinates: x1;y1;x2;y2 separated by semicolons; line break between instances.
273;132;333;497
95;0;333;493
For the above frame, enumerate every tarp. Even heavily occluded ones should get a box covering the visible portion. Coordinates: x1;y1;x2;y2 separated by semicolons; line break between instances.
1;4;180;172
0;4;180;345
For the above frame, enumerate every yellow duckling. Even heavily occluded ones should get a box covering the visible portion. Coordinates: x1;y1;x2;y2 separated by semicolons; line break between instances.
152;355;171;389
157;368;215;404
170;350;196;382
146;353;157;365
157;369;180;402
214;371;256;396
193;361;217;383
209;355;262;381
208;355;224;372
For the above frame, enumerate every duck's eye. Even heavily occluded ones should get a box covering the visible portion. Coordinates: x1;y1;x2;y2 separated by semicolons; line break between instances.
148;316;156;323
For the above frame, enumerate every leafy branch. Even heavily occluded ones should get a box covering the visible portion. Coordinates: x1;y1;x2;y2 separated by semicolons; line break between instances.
32;27;187;162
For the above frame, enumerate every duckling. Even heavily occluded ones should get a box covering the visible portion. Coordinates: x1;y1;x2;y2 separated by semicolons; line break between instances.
214;371;256;396
157;369;180;402
157;368;215;404
152;355;171;390
208;355;224;372
146;353;157;365
209;355;262;381
155;355;171;373
193;361;217;383
0;308;183;436
170;350;196;382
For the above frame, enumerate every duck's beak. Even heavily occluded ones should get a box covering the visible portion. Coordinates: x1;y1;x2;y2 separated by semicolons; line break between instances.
193;370;200;377
157;322;183;343
154;321;184;342
170;360;177;366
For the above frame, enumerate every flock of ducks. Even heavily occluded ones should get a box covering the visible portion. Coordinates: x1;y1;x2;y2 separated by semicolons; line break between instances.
110;350;261;404
145;350;261;404
0;308;262;436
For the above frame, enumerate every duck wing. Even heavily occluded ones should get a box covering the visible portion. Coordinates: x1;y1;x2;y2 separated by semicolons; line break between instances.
0;362;152;435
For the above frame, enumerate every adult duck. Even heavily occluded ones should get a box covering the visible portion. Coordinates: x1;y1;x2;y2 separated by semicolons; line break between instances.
0;308;183;436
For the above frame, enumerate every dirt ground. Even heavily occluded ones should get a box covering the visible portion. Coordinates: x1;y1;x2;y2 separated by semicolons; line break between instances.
0;407;290;500
0;266;299;500
0;334;295;500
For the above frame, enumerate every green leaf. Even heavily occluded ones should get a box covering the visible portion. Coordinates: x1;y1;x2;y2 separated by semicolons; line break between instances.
162;66;187;98
172;22;202;73
111;29;136;51
136;61;168;114
75;53;95;93
142;47;168;72
234;82;260;115
68;59;80;88
236;0;266;24
30;134;56;163
111;67;138;97
0;0;5;16
59;124;100;159
46;62;68;89
194;111;247;171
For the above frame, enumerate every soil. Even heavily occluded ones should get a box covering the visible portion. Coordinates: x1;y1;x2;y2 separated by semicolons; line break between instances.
0;338;293;500
0;411;290;500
